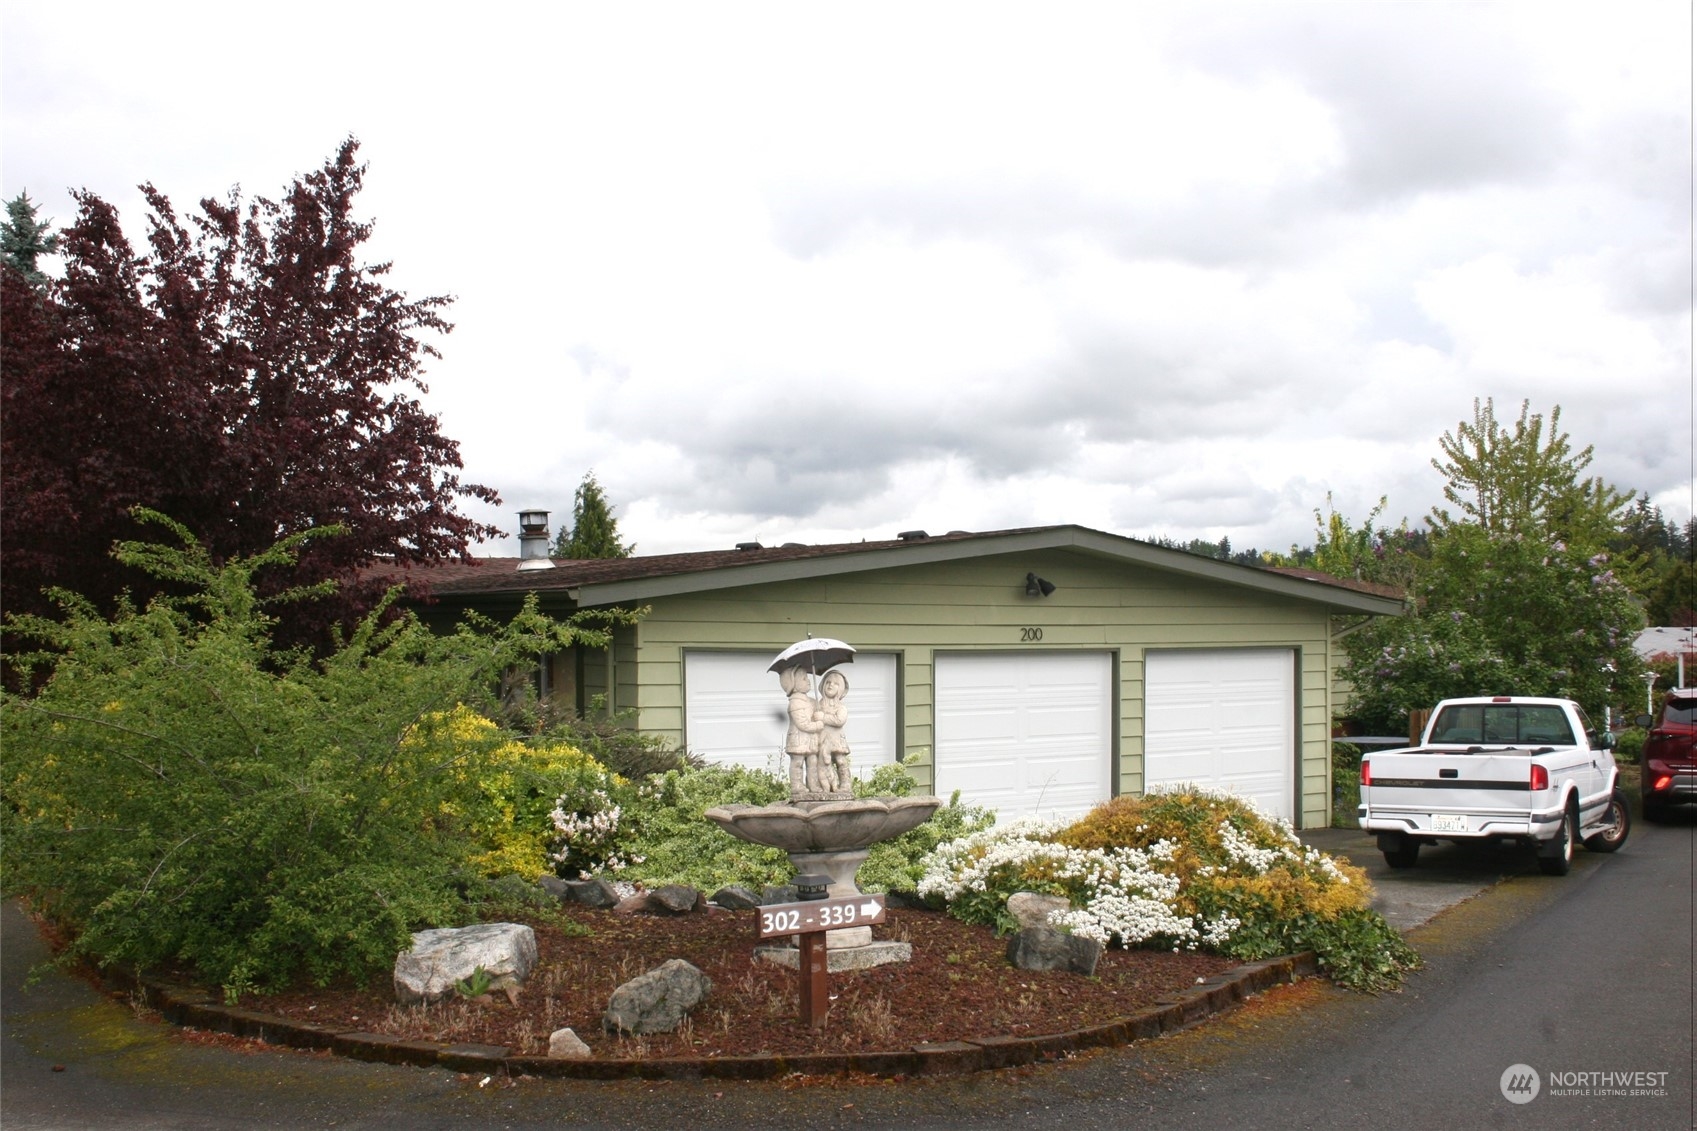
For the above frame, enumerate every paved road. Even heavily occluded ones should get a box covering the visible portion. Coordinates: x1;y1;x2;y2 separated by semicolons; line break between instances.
5;817;1691;1129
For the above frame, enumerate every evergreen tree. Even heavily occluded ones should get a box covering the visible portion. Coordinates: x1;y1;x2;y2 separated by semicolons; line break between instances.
1;192;58;288
553;471;633;559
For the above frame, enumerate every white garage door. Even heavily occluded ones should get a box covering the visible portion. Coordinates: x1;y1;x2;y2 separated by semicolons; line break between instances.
683;651;898;779
1143;648;1295;821
934;652;1113;823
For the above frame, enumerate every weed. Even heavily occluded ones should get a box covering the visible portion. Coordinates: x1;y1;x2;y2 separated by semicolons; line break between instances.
454;965;494;1000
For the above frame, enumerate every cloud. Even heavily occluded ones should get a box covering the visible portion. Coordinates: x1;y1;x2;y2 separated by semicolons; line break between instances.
4;2;1689;559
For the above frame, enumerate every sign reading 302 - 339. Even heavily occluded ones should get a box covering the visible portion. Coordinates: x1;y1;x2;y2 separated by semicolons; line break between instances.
757;894;886;939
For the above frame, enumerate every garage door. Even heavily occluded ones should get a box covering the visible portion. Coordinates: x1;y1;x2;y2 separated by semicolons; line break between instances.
1143;648;1295;821
934;652;1113;822
683;651;897;778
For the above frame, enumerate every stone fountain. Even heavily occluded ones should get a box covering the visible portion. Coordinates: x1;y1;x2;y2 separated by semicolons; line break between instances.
704;639;940;967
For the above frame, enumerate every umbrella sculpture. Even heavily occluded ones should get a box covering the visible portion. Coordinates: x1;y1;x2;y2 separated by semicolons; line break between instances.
767;637;856;677
770;638;855;795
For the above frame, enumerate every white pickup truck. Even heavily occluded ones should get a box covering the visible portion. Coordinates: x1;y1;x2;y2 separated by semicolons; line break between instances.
1358;696;1630;875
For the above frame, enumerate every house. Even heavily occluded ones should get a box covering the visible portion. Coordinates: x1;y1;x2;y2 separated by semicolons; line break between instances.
408;521;1403;829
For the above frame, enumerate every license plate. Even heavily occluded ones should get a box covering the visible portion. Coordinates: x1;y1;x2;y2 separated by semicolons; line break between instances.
1430;813;1468;832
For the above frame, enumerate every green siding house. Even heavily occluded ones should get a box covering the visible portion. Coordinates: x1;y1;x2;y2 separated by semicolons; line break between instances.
412;524;1402;830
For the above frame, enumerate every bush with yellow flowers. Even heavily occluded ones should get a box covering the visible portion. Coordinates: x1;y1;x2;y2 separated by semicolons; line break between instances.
918;786;1419;992
407;706;629;881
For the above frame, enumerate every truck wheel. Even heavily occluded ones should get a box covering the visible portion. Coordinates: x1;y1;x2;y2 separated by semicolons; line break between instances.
1538;805;1577;876
1382;836;1419;869
1583;789;1630;853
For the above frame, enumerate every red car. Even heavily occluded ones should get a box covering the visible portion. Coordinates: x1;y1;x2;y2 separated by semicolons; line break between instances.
1638;689;1697;822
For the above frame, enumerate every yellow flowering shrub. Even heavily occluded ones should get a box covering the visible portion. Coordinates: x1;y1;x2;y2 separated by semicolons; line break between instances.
405;706;623;880
921;786;1412;990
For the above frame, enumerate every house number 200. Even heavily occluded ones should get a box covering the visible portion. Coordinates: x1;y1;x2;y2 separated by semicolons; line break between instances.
1020;627;1044;642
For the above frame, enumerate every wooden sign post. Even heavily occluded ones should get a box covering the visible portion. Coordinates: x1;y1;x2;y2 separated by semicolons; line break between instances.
757;882;886;1028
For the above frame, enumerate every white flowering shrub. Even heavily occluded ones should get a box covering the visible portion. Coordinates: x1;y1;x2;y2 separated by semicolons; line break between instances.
548;787;641;878
919;785;1419;990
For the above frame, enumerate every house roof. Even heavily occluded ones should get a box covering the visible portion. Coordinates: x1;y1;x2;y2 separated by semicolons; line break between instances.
1636;626;1697;658
395;525;1405;617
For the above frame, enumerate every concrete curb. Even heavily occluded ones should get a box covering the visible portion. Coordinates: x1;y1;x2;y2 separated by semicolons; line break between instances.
120;951;1319;1080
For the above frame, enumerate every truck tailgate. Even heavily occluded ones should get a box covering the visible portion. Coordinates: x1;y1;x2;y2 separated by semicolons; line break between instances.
1363;749;1537;835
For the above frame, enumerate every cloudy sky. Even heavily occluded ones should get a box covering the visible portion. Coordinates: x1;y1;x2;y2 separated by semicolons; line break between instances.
4;2;1691;556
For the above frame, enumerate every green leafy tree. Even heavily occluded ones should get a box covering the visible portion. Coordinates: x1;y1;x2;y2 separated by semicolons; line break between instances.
553;471;633;558
1;512;623;997
1266;495;1424;589
1344;525;1645;732
1;191;57;287
1337;400;1649;731
1430;398;1631;549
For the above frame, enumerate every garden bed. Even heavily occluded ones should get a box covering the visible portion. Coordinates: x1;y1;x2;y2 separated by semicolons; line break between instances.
253;903;1236;1059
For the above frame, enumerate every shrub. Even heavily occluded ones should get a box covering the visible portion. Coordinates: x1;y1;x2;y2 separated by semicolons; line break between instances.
408;706;629;881
616;764;795;892
603;756;997;897
1612;727;1645;765
0;513;616;998
851;757;998;894
1332;742;1363;828
494;688;695;780
918;786;1419;991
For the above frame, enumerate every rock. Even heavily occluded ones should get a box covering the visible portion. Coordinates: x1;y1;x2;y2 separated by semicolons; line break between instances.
1007;891;1071;930
394;923;538;1006
710;885;763;911
564;878;621;908
648;884;705;913
613;885;706;915
603;959;712;1036
1006;926;1103;976
547;1027;592;1059
490;873;537;901
537;876;572;902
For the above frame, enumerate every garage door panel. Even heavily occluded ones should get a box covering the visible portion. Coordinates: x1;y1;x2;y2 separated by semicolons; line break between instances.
935;652;1113;822
1145;649;1294;821
684;652;897;777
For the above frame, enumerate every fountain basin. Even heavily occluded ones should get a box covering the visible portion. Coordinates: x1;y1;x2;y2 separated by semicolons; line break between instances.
703;795;941;853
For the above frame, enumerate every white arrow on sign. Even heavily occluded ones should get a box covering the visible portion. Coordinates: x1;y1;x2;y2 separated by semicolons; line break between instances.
858;900;881;918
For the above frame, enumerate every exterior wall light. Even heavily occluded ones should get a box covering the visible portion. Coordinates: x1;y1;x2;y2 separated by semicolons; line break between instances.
1025;572;1056;597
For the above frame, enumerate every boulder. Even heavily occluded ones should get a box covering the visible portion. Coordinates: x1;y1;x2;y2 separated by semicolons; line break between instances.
1006;926;1103;976
710;885;763;911
393;922;538;1006
648;884;706;913
613;885;705;915
564;878;621;908
1007;891;1071;930
603;959;712;1035
536;876;572;903
548;1027;592;1059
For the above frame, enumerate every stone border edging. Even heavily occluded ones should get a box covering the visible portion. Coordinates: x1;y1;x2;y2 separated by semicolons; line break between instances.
120;951;1319;1080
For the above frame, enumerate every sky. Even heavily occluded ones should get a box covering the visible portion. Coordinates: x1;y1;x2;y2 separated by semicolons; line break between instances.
3;2;1692;557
